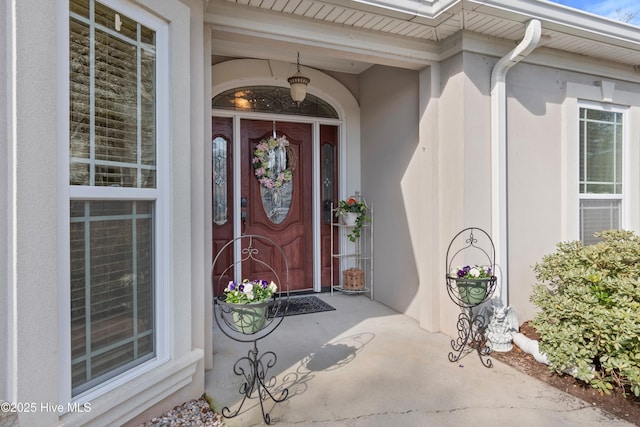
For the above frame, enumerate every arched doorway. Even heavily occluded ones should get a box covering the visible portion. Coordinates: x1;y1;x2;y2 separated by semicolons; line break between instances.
211;59;360;292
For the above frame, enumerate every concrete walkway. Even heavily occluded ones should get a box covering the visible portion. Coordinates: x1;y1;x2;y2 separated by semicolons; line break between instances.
205;293;633;427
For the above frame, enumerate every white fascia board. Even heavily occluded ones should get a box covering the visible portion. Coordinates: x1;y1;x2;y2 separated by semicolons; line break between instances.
206;1;440;66
468;0;640;48
445;31;640;85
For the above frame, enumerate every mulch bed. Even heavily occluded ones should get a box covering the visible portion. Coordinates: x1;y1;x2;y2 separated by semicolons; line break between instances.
491;322;640;426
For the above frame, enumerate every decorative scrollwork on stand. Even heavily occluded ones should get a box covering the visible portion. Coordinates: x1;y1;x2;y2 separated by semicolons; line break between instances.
221;344;289;424
212;234;290;424
448;310;493;368
465;230;478;246
445;227;497;368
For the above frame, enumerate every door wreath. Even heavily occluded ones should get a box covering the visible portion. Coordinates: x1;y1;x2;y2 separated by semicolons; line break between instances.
252;136;296;189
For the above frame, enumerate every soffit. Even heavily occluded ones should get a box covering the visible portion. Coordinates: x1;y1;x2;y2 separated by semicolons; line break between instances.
207;0;640;75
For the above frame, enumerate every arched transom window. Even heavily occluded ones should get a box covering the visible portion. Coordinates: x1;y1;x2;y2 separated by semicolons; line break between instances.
212;85;339;119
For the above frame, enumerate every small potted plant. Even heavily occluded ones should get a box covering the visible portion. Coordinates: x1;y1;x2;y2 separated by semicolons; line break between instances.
222;279;278;334
335;196;370;242
449;265;493;305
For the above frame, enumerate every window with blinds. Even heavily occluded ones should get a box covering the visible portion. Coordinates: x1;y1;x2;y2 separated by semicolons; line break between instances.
69;0;157;396
578;106;624;245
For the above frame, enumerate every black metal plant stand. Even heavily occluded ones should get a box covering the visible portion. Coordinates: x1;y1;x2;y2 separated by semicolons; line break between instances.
212;235;290;424
222;340;287;424
445;227;497;368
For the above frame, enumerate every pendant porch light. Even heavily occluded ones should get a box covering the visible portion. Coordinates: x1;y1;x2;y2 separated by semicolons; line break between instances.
288;52;310;106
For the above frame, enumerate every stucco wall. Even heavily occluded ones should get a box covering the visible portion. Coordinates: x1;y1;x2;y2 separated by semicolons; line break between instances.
8;1;61;425
504;62;565;323
1;0;9;405
360;65;421;320
433;52;495;337
357;55;495;336
414;50;640;335
429;50;640;333
435;54;466;337
505;61;640;323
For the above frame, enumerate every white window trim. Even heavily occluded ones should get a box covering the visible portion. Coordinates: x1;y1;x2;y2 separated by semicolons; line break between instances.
58;0;170;407
577;101;627;243
563;81;640;242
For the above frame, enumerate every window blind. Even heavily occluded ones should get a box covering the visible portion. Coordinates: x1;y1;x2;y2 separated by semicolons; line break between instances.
69;0;157;396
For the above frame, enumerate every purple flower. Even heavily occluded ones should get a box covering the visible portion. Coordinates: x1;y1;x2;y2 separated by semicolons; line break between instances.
227;280;236;291
457;266;471;278
453;265;491;279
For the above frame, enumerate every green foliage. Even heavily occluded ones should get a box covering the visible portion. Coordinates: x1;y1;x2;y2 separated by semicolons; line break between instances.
335;197;371;243
531;230;640;397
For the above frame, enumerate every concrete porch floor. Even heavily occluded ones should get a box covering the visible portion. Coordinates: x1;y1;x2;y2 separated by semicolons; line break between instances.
205;293;632;427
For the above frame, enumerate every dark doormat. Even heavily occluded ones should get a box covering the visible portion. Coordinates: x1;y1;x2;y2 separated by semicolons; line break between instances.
270;296;335;317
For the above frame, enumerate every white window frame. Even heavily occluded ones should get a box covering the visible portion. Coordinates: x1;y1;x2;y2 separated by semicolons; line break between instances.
577;101;627;244
58;0;170;406
563;82;640;243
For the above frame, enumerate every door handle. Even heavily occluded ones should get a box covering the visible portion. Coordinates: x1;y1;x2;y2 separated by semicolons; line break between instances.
241;211;247;234
240;197;248;234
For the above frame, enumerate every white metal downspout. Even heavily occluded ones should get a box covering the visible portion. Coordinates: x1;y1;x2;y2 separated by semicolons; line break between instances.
490;19;541;306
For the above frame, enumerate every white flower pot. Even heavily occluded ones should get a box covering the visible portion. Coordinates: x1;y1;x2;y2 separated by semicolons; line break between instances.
340;212;358;226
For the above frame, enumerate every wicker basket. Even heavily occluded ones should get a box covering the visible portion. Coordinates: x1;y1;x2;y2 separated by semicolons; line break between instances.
343;268;364;290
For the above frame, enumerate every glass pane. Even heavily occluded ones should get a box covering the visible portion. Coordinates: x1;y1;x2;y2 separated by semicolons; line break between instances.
616;123;622;185
212;86;339;119
95;2;137;39
585;121;615;183
70;0;90;18
69;0;156;188
70;17;91;167
586;109;617;122
94;28;138;165
260;182;293;224
70;162;90;186
321;143;335;223
579;199;621;245
70;200;155;396
579;108;622;195
141;25;155;45
212;137;228;225
95;165;135;187
140;48;156;171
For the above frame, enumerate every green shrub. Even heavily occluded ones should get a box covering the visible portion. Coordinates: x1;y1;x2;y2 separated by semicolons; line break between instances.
531;230;640;397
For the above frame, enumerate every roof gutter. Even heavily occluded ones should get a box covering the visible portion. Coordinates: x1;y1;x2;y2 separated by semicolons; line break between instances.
490;19;541;306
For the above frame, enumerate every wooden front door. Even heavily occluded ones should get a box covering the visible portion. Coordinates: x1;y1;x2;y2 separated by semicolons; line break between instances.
241;119;313;291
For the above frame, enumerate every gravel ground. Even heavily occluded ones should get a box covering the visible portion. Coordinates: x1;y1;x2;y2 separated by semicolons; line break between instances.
137;396;228;427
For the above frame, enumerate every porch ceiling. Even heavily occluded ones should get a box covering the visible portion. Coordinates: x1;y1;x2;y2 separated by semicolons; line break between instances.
206;0;640;75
